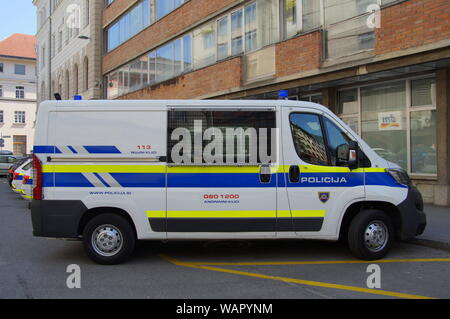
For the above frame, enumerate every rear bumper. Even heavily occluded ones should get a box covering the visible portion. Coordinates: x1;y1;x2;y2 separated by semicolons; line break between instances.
31;200;87;239
397;186;427;240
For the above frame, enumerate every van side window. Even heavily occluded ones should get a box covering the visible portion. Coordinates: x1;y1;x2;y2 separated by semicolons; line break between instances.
323;117;351;167
289;113;328;166
168;110;276;165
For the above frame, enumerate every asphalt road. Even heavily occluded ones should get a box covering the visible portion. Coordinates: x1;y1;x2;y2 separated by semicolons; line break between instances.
1;177;450;299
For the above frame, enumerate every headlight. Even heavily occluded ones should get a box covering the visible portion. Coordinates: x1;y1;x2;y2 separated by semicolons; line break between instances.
386;168;411;186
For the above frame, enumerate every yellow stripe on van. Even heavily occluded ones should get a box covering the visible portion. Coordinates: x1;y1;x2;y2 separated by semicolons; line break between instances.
166;166;262;174
42;164;166;173
146;210;326;218
43;164;386;174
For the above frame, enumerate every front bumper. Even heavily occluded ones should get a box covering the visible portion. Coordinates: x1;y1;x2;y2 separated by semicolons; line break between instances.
397;186;427;240
31;200;87;239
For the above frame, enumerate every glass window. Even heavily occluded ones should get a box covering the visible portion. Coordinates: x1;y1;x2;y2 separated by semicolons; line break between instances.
119;14;130;44
193;23;216;68
106;72;119;99
16;86;25;99
129;59;142;90
140;55;149;86
338;89;358;115
143;0;150;27
14;111;26;124
361;81;407;170
231;10;243;55
183;34;192;71
324;0;378;26
303;0;321;31
0;85;3;97
174;0;184;7
257;0;279;48
290;113;328;166
148;51;157;85
0;63;3;72
108;22;120;51
173;38;183;75
411;78;436;107
244;3;257;52
0;110;3;122
217;17;229;60
324;117;351;166
338;89;359;133
156;42;174;82
15;64;26;75
156;0;173;20
130;3;143;36
411;110;437;174
118;66;129;96
13;135;27;155
168;110;276;164
284;0;297;38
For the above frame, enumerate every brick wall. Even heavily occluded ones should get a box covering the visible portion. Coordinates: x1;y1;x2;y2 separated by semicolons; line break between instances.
376;0;450;55
103;0;239;74
275;31;322;78
103;0;139;27
118;57;242;100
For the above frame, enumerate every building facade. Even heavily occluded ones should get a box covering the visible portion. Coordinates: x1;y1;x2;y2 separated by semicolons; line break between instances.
34;0;103;104
0;34;37;156
102;0;450;206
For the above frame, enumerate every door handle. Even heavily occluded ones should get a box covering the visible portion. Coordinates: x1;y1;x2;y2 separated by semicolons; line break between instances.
289;165;300;183
259;164;272;184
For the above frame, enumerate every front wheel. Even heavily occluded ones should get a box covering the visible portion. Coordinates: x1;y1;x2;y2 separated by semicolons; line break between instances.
82;213;136;265
348;209;394;260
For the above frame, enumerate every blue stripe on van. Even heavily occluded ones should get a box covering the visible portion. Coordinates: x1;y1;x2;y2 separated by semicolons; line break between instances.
168;173;277;188
33;146;62;154
41;172;406;189
93;173;110;188
68;146;78;154
83;146;121;154
110;173;166;188
43;173;94;188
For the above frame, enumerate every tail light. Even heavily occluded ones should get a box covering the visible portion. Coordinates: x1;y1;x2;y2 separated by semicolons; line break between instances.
32;154;43;200
23;176;30;185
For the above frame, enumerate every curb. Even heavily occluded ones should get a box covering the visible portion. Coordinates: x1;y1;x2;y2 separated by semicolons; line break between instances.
405;238;450;252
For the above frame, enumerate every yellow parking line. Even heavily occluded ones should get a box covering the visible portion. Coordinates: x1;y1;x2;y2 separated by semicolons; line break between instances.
178;258;450;266
159;254;436;299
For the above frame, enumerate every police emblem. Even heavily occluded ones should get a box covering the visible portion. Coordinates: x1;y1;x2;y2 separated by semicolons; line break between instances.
318;192;330;203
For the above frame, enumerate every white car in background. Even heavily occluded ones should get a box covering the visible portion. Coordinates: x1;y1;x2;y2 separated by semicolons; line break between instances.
11;159;32;195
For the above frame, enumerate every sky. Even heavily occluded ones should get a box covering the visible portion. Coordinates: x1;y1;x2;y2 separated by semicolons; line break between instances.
0;0;36;41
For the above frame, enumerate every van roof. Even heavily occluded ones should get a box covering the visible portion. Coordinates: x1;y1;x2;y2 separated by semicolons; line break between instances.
39;99;331;113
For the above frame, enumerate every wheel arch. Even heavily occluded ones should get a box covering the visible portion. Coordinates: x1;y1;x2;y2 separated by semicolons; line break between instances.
77;207;138;239
338;201;402;241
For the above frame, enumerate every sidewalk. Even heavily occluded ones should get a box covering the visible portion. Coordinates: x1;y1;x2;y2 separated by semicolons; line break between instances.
408;204;450;251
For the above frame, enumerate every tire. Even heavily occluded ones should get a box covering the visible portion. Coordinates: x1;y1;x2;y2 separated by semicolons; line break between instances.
348;209;394;260
82;213;136;265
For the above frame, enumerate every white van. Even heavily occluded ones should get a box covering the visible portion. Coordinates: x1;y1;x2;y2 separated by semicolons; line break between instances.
31;100;426;264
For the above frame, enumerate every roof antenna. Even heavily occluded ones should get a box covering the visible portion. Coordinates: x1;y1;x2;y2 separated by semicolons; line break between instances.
54;93;61;100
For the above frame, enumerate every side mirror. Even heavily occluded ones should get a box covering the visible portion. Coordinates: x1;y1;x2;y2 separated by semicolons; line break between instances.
348;141;359;170
336;144;349;166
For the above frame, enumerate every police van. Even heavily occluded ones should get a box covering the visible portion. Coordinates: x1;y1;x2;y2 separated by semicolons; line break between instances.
31;100;426;264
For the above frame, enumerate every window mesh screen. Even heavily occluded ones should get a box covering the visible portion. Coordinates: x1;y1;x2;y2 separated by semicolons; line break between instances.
168;110;276;165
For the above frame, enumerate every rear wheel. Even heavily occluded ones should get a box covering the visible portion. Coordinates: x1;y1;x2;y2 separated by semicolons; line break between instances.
348;209;393;260
82;213;136;265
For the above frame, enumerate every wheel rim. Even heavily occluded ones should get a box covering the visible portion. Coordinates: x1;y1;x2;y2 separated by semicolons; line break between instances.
91;224;123;257
364;220;389;253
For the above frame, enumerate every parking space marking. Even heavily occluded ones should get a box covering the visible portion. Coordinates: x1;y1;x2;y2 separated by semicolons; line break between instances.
171;258;450;266
160;254;437;299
